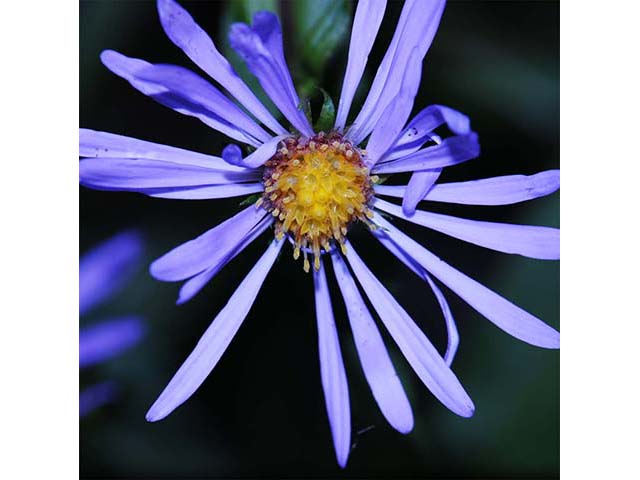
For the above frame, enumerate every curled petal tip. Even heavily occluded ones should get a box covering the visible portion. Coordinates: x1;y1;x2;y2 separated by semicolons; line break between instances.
252;10;278;24
401;200;417;217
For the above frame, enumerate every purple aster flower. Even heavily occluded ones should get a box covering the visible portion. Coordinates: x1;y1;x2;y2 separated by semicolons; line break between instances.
79;0;559;466
80;231;146;416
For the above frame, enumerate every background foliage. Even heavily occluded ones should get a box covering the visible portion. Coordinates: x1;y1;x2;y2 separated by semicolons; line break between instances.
80;1;559;477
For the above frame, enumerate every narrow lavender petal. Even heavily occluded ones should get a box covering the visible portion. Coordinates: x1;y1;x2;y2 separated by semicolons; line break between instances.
313;261;351;468
79;129;247;172
80;381;118;417
366;48;422;165
80;157;260;191
383;105;470;162
372;213;560;348
373;133;480;174
377;170;561;207
244;135;290;168
229;14;314;137
331;252;414;434
136;63;272;144
362;228;458;365
156;0;287;135
79;230;143;315
402;169;442;215
343;241;474;418
100;50;263;147
146;239;283;422
176;215;274;305
424;273;458;367
347;0;446;145
224;135;289;169
374;198;560;260
80;317;145;368
150;205;267;281
148;183;264;200
334;0;387;131
226;135;290;169
251;12;297;102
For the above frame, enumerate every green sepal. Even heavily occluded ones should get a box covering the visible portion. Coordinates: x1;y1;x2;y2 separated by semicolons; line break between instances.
239;193;263;207
314;88;336;133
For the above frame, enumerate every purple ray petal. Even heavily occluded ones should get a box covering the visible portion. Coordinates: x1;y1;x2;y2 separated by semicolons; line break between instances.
229;13;314;137
80;317;145;368
156;0;287;135
383;104;470;162
80;230;143;315
347;0;446;145
373;133;480;174
374;198;560;260
79;157;260;192
313;260;351;468
362;229;458;366
375;170;561;206
366;48;422;165
335;0;387;131
100;50;264;147
343;241;474;418
150;205;267;282
372;213;560;348
80;129;246;172
136;63;273;144
401;169;442;216
243;134;290;168
147;182;263;200
176;215;274;305
146;238;284;422
224;135;289;169
80;381;118;417
331;252;414;434
424;273;459;367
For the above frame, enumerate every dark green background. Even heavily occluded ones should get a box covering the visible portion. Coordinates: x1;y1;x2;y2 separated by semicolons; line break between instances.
80;1;559;478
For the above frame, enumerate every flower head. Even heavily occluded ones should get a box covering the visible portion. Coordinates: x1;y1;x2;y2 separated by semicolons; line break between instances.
261;132;375;271
79;0;559;467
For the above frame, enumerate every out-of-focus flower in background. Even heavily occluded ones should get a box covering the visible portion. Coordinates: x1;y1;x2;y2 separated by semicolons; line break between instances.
79;231;146;417
79;0;559;468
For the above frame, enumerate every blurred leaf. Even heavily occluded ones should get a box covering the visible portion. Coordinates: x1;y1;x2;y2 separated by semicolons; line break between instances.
235;0;279;20
314;88;335;133
219;0;282;119
291;0;351;77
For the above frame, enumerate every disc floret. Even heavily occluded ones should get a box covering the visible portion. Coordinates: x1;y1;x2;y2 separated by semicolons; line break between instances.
259;132;375;272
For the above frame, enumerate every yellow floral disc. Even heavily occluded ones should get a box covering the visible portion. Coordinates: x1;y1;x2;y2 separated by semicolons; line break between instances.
260;132;375;272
